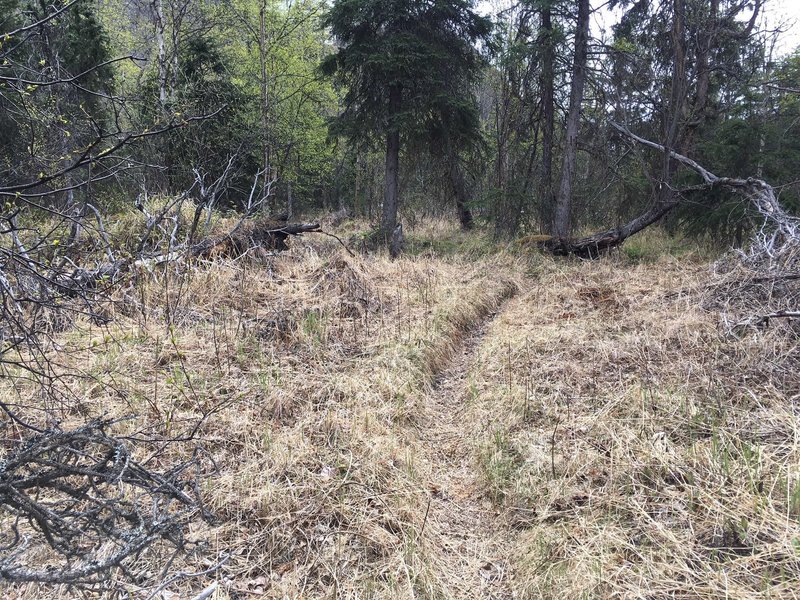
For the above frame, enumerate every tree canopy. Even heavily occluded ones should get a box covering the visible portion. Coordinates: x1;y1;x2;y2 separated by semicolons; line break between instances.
322;0;491;239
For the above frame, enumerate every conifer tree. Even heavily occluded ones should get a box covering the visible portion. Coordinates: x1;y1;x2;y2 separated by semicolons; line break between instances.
322;0;491;242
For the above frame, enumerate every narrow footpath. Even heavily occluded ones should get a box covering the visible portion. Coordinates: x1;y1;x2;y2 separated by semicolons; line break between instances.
419;302;517;599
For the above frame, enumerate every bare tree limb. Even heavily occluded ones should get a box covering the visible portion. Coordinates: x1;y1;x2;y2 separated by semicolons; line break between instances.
0;1;80;41
738;310;800;328
0;55;146;87
0;109;224;197
541;123;797;258
0;420;214;585
610;122;717;183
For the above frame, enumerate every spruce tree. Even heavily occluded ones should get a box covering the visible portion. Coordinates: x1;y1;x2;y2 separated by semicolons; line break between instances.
322;0;491;242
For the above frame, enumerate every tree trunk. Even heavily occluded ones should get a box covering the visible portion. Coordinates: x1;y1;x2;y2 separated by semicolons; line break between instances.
354;150;361;216
657;0;688;208
286;180;293;220
154;0;168;109
449;157;473;230
381;84;402;242
692;0;717;132
538;1;555;232
552;0;590;238
259;1;273;212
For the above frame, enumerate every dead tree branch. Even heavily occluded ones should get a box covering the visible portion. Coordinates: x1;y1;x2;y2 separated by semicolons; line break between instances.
0;420;213;586
738;310;800;328
541;123;798;259
190;220;322;259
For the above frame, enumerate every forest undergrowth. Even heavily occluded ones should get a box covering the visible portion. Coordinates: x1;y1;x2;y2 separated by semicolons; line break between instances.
470;252;800;598
1;218;798;599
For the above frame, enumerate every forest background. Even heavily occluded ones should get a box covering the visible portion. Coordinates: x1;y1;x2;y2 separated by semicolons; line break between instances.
3;0;799;246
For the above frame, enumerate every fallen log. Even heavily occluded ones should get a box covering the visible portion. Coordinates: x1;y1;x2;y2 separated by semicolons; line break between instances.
539;123;788;258
58;259;129;295
541;228;639;259
189;219;321;259
54;220;321;296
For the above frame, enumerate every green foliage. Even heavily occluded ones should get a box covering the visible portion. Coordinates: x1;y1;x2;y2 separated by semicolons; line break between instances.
322;0;492;149
169;36;250;197
63;0;115;96
404;228;496;258
3;0;799;243
92;0;340;212
249;0;340;207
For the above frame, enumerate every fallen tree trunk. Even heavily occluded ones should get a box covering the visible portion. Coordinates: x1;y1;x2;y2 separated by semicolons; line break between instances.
58;259;129;294
189;219;321;259
56;220;321;296
541;123;788;258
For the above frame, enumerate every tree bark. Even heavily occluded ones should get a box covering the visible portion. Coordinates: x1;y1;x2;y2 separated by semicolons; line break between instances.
655;0;687;210
154;0;168;109
449;157;473;230
354;150;361;215
381;84;402;242
552;0;590;238
692;0;717;132
191;220;321;258
538;0;555;231
287;180;293;220
259;1;273;212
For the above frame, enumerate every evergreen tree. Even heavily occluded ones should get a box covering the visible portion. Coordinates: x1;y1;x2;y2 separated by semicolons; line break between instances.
322;0;491;242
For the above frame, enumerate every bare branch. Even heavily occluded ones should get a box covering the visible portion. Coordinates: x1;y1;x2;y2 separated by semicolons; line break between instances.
542;124;798;258
0;108;225;197
610;122;717;183
0;420;213;585
0;55;146;87
0;1;80;41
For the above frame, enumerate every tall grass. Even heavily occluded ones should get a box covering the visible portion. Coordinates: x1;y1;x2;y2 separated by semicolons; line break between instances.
1;218;523;598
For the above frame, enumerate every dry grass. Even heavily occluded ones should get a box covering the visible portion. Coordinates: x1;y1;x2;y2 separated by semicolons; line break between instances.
465;254;800;598
0;218;522;598
3;215;798;599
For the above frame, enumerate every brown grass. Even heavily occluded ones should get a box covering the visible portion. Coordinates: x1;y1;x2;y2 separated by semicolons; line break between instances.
465;254;800;598
3;218;798;599
1;218;522;598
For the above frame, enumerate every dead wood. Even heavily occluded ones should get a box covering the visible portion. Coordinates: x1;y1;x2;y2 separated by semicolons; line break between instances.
591;125;799;329
740;310;800;328
190;219;321;259
58;259;129;294
50;220;321;300
0;419;212;586
539;123;791;259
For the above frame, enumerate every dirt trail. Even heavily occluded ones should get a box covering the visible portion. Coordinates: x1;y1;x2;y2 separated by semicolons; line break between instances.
419;303;517;599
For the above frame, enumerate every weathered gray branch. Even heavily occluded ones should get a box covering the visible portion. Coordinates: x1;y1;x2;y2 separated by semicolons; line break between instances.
542;123;795;258
610;122;717;183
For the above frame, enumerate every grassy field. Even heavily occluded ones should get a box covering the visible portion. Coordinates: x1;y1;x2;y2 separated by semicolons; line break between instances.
2;217;798;598
468;255;800;598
